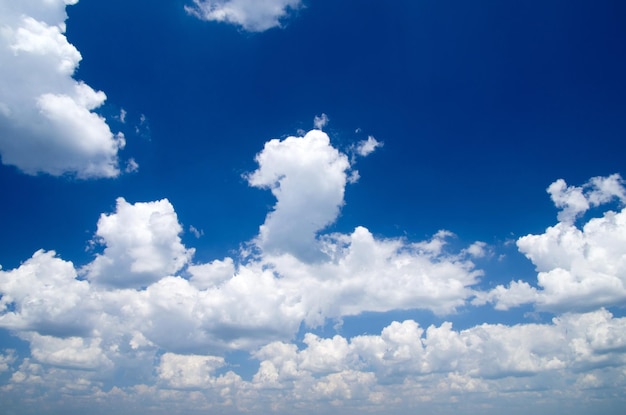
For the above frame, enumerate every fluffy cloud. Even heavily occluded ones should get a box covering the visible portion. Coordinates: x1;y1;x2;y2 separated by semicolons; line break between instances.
185;0;303;32
247;130;352;260
476;174;626;312
1;128;625;413
83;198;194;289
247;310;626;411
158;353;226;389
0;0;127;178
0;129;481;353
0;250;93;336
548;174;626;223
354;135;383;157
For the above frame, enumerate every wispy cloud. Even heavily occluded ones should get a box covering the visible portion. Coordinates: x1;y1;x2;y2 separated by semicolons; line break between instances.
185;0;303;32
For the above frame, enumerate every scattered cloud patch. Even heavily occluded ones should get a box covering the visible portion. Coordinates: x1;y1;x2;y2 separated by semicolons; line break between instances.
313;113;329;130
476;174;626;312
189;225;204;238
548;174;626;223
0;0;127;178
355;135;383;157
246;129;351;260
185;0;303;32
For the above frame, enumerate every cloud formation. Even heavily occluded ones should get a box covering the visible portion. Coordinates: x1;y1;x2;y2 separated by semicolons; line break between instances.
185;0;303;32
82;198;194;289
475;174;626;312
0;0;126;178
246;130;352;260
0;131;625;413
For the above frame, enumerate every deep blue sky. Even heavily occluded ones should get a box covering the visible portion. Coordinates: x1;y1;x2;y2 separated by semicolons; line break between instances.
1;1;625;414
2;0;625;266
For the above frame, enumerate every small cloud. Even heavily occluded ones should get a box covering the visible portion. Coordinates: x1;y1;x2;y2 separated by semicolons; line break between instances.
186;0;303;32
465;241;489;259
314;113;329;130
119;108;127;124
125;158;139;173
548;173;626;224
189;225;204;239
355;136;382;157
347;170;360;184
135;114;151;139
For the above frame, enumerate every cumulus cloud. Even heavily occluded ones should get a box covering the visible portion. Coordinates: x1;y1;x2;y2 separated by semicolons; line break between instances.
1;128;625;413
158;353;226;389
548;174;626;223
246;129;352;260
0;130;484;353
248;310;626;410
476;174;626;312
185;0;303;32
0;249;93;336
82;198;194;288
0;0;128;178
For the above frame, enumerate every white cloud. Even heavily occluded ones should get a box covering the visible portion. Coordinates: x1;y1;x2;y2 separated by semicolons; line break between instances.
188;225;204;239
185;0;303;32
548;174;625;223
264;226;482;324
246;130;352;260
313;113;329;130
83;198;194;289
0;0;128;178
158;353;226;389
464;241;490;258
477;174;626;312
0;249;93;336
1;125;625;413
0;350;16;373
26;333;112;370
355;135;382;157
250;310;626;408
187;257;235;289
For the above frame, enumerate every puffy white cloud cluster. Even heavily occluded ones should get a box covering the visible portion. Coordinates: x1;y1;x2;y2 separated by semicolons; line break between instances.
253;309;626;391
0;130;480;356
185;0;303;32
83;198;194;289
1;129;625;413
548;173;626;223
0;0;126;178
475;174;626;312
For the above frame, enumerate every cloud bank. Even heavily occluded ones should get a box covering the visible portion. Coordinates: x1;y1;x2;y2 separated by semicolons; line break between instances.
1;126;625;413
0;0;126;178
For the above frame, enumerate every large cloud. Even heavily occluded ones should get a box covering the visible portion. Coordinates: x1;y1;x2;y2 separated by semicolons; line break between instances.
0;129;480;352
475;174;626;312
0;0;127;178
185;0;303;32
1;131;625;413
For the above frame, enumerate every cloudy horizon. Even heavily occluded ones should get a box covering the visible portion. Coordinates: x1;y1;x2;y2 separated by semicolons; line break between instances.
1;1;625;414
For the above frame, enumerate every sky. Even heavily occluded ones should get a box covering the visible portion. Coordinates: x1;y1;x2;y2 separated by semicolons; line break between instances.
0;0;625;414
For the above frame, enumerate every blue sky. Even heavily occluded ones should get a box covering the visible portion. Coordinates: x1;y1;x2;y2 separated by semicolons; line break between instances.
0;0;625;413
